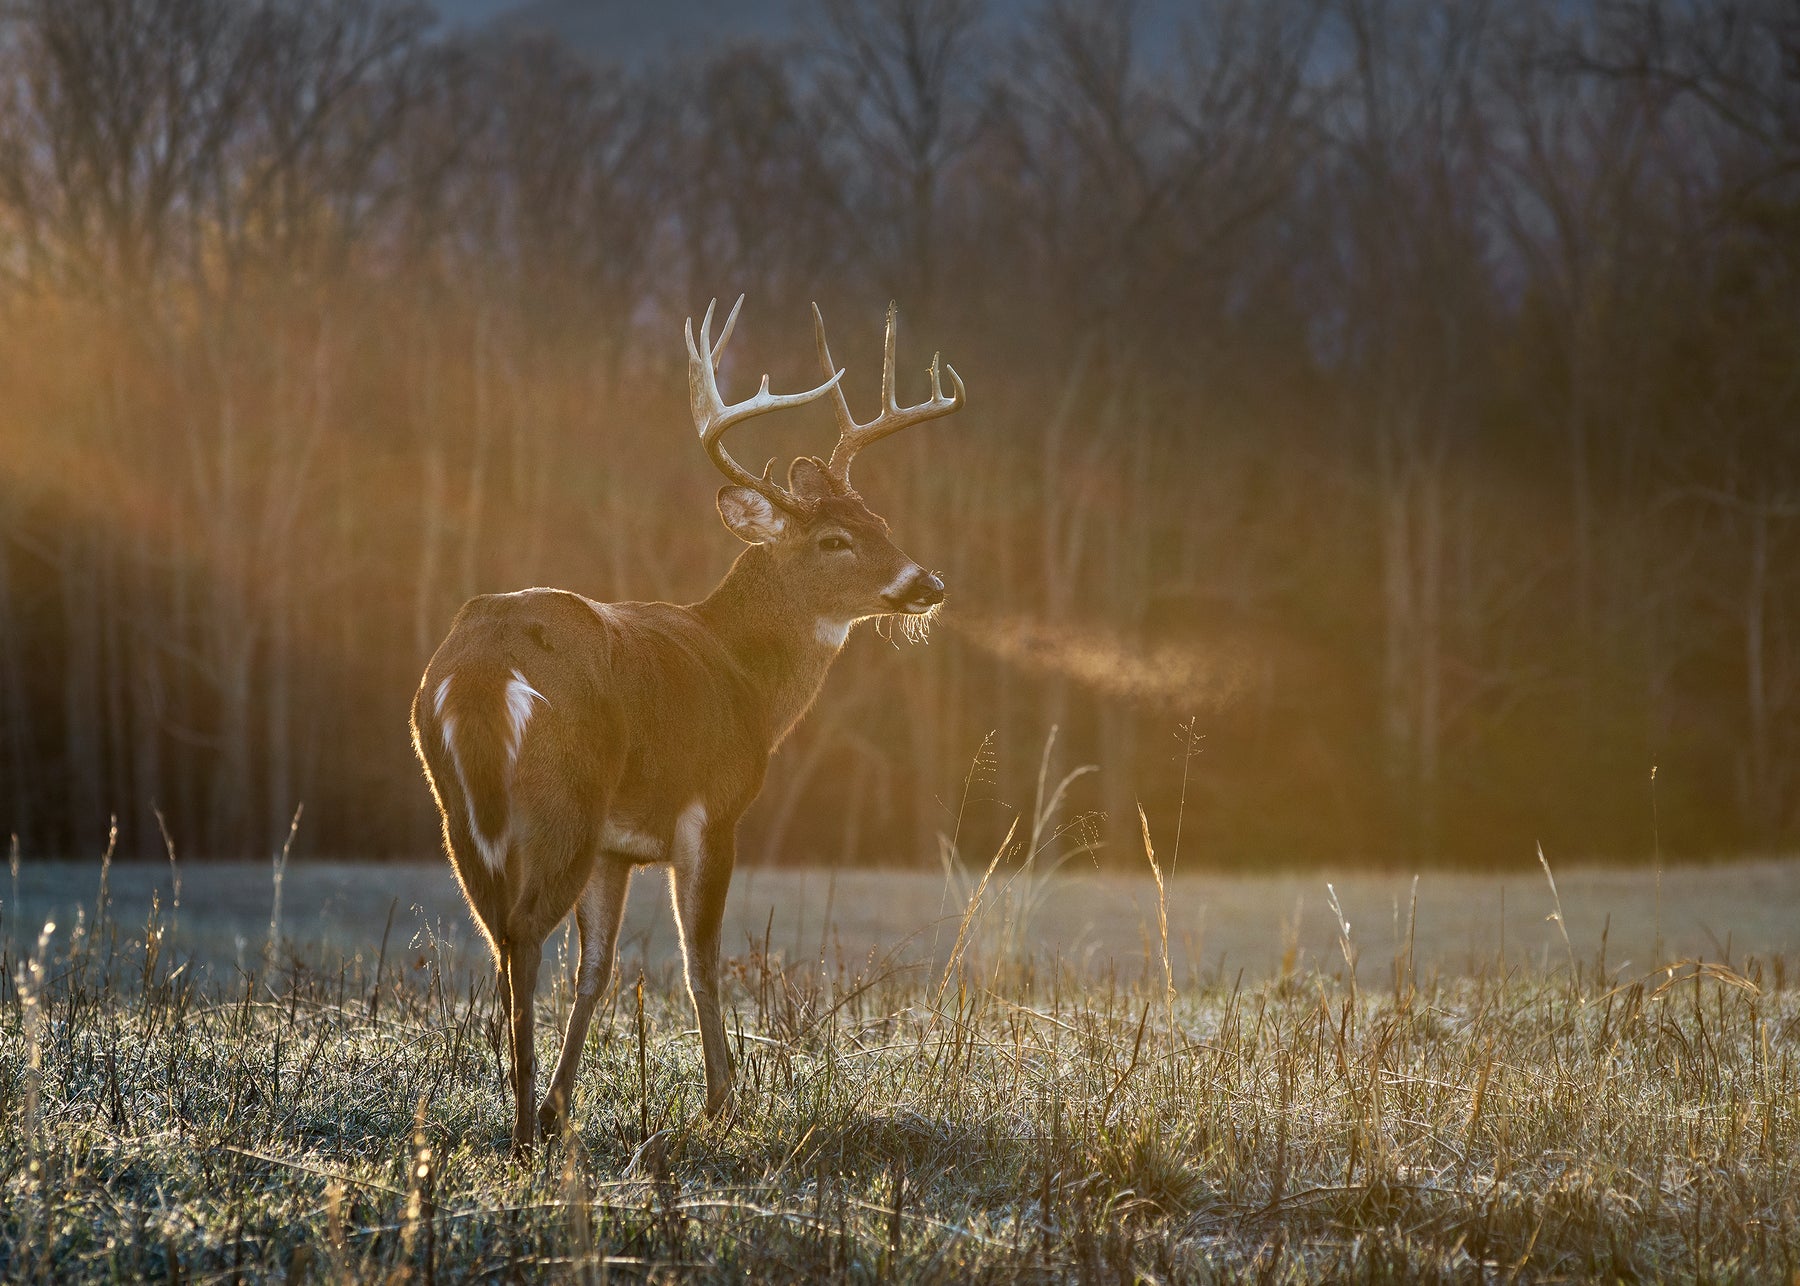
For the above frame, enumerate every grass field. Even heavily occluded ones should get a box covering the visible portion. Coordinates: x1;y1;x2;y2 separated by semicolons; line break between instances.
3;849;1800;1280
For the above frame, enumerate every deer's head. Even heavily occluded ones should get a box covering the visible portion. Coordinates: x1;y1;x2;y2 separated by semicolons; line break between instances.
685;297;963;630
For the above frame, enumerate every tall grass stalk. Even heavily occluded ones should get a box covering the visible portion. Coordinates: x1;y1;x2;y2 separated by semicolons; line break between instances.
1536;842;1577;980
6;832;16;941
935;819;1013;1008
153;804;181;932
991;727;1096;969
269;803;303;960
1325;881;1358;1010
15;919;55;1280
1168;716;1203;876
93;816;115;934
1136;804;1173;1025
1651;762;1664;968
931;731;997;960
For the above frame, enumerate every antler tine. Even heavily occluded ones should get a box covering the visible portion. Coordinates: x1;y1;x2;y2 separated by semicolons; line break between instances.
710;293;744;369
812;302;861;439
686;297;845;517
822;300;966;488
880;300;899;413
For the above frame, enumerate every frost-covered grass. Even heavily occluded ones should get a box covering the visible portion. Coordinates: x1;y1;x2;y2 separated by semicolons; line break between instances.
4;859;1800;1282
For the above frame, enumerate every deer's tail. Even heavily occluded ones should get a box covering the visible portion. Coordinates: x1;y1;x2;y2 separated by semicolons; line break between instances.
416;663;547;883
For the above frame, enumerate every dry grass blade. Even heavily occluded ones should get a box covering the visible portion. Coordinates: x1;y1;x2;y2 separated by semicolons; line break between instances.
934;817;1017;1008
1137;804;1173;1015
1536;842;1577;981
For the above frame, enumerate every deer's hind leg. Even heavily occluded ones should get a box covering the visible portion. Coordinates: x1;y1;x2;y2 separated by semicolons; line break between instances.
538;854;632;1138
498;811;599;1157
498;936;543;1157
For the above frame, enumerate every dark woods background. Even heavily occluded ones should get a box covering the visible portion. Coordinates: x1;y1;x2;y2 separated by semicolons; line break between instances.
0;0;1795;869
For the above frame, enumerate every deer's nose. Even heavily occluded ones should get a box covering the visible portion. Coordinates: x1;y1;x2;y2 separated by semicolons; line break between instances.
882;568;945;610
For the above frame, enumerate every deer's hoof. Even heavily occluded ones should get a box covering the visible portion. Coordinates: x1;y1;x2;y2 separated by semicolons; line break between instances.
537;1097;567;1141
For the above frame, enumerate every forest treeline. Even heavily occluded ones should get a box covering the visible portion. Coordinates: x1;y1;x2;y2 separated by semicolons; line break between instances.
0;0;1795;868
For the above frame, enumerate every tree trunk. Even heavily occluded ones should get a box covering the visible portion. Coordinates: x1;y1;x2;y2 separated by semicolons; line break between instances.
1744;506;1772;841
61;525;105;854
1414;458;1444;861
0;535;35;844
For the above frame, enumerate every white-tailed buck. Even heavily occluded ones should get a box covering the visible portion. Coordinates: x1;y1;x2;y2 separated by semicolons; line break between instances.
411;297;964;1153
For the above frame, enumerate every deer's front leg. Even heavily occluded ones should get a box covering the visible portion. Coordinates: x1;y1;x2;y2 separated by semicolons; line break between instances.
670;803;735;1117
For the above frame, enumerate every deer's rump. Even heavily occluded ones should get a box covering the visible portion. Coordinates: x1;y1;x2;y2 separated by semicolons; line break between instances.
411;589;762;885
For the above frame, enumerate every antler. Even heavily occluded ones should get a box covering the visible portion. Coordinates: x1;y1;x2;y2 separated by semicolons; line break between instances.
814;300;966;490
686;295;845;516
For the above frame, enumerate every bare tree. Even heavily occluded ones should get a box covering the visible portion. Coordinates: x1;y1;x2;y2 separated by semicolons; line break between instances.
811;0;988;311
1325;0;1499;857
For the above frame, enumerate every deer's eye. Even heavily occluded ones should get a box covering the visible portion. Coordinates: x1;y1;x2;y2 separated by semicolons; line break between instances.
818;535;851;552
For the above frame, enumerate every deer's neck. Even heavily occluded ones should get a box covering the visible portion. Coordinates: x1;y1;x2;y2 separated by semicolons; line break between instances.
693;546;846;748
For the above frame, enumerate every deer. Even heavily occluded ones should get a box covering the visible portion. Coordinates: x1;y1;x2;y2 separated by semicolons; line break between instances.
410;297;965;1154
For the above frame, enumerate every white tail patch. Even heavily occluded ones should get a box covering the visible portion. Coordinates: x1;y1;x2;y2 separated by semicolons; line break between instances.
504;670;546;765
434;668;548;875
435;676;457;757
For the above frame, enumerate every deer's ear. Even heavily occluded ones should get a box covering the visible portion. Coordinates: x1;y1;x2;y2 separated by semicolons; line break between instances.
787;456;836;505
717;486;790;544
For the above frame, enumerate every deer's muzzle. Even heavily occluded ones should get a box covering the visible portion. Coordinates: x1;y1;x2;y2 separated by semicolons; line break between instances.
883;569;945;613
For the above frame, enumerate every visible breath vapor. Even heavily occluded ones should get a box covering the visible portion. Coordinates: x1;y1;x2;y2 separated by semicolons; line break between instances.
946;615;1251;710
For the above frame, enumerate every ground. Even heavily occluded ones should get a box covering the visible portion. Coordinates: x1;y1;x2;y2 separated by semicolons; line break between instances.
2;854;1798;1280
